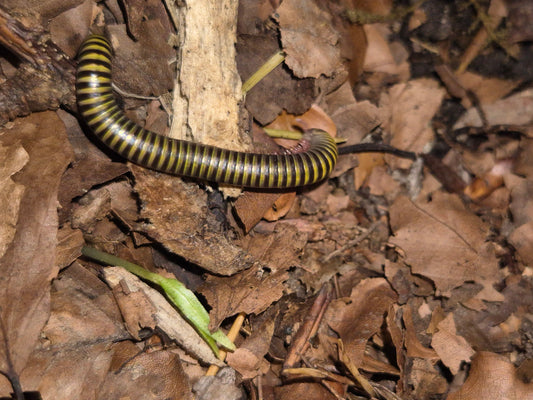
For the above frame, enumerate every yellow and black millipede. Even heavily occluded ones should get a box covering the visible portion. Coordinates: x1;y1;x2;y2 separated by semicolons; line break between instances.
76;35;338;188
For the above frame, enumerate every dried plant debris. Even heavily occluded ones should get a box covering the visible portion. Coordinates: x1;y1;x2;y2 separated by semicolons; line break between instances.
0;112;73;389
1;0;533;398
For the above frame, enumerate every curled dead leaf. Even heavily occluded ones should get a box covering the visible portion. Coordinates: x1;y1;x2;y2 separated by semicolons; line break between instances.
447;352;533;400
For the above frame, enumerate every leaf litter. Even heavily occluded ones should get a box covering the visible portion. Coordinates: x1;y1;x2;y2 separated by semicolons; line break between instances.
0;0;532;399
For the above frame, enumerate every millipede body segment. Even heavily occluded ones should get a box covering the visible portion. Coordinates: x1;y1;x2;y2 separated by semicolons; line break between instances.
75;35;338;189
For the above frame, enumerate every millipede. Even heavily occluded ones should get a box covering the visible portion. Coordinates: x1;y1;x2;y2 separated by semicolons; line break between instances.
75;35;338;189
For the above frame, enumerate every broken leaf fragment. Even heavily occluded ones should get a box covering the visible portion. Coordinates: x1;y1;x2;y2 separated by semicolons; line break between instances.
81;246;235;356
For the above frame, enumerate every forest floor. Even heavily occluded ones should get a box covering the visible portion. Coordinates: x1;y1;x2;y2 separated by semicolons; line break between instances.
0;0;532;399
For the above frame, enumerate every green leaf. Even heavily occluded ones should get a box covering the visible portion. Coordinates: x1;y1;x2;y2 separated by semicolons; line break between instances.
81;246;235;355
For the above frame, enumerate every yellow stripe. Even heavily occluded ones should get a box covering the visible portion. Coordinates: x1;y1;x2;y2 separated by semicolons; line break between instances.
156;137;168;170
215;150;226;182
175;141;187;174
197;146;209;178
127;129;144;160
224;152;234;183
146;133;160;167
77;64;111;74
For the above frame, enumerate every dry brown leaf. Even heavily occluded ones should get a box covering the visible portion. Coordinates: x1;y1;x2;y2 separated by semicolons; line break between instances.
284;284;334;368
326;191;351;215
242;222;308;273
266;105;338;149
132;167;254;275
13;342;112;399
507;0;533;43
509;222;533;265
384;262;420;303
225;348;270;380
363;24;409;80
41;263;125;347
120;0;172;40
454;88;533;130
199;266;289;330
324;278;397;367
402;305;439;360
389;193;501;297
0;141;28;259
386;304;408;393
262;192;297;222
352;0;393;14
365;164;401;198
58;155;130;221
507;177;533;264
98;342;193;400
0;111;73;380
463;160;511;201
455;71;521;105
431;313;475;375
334;19;367;84
233;191;284;232
508;177;533;227
325;82;381;145
408;5;427;30
0;262;124;398
193;368;243;400
107;23;174;98
237;32;315;125
355;152;386;190
385;78;445;169
410;358;449;398
276;0;341;78
387;295;446;396
226;307;278;379
274;381;338;400
447;352;533;400
71;180;137;234
255;219;328;243
49;0;97;58
55;226;84;270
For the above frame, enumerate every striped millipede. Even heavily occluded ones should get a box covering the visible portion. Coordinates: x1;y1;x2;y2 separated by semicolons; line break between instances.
76;35;338;188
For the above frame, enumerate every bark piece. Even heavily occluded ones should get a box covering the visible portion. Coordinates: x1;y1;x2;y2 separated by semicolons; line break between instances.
132;167;254;275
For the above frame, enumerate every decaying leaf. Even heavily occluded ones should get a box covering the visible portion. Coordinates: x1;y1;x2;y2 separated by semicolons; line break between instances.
0;142;28;259
98;341;193;400
132;167;254;275
1;0;531;398
0;262;124;398
275;381;339;400
389;193;501;298
447;352;533;400
236;32;315;125
276;0;341;78
324;278;397;367
431;313;475;374
241;222;308;273
454;88;533;130
226;306;278;380
233;191;288;232
385;78;445;169
200;266;289;330
0;111;73;379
